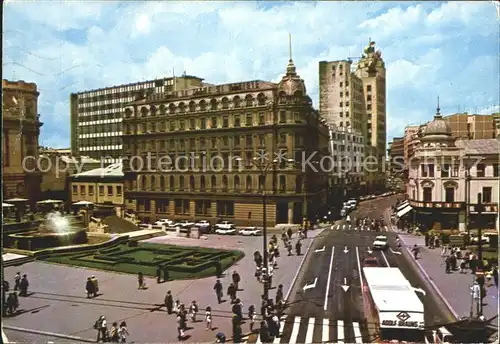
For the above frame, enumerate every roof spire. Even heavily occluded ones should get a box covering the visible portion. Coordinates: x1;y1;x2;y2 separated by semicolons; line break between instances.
286;32;296;75
436;96;441;118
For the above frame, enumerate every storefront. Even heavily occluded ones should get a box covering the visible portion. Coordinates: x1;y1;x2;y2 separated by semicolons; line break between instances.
410;201;463;231
468;204;498;232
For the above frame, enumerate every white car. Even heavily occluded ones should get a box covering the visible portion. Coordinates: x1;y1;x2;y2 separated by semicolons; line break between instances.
174;220;195;228
155;219;174;227
215;221;235;230
239;227;262;236
195;220;211;233
373;235;389;250
215;227;237;235
347;199;358;209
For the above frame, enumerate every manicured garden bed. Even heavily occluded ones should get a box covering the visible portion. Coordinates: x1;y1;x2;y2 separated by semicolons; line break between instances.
41;242;244;280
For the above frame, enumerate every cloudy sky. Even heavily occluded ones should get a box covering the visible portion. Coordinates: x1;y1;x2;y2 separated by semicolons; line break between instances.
4;1;499;148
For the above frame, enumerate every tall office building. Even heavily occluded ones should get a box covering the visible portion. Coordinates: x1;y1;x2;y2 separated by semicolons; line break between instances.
319;40;387;190
70;74;205;163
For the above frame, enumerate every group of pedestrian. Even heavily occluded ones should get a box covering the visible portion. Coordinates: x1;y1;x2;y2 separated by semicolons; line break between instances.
14;272;30;297
85;275;99;298
94;316;129;342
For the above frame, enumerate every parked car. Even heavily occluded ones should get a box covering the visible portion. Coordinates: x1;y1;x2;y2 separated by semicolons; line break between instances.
239;227;262;236
155;219;175;227
174;220;195;228
215;221;236;230
195;220;212;233
373;235;389;250
215;227;237;235
363;256;379;267
347;199;358;209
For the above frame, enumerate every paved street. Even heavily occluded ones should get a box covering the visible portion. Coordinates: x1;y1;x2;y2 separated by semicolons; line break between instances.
245;196;456;344
4;228;327;343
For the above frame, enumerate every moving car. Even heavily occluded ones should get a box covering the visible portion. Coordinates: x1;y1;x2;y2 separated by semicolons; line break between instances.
239;227;262;236
174;220;195;229
347;199;358;209
363;256;379;267
195;220;211;233
215;227;237;235
373;235;389;250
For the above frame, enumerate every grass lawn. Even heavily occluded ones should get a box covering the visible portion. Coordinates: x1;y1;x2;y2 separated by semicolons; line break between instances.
41;242;244;280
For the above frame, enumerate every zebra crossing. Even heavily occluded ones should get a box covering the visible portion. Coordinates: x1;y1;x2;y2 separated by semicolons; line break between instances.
248;316;368;344
330;223;388;232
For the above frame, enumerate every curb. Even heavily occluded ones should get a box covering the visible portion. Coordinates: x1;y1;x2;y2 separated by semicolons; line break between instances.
3;326;95;343
284;224;330;302
399;235;460;320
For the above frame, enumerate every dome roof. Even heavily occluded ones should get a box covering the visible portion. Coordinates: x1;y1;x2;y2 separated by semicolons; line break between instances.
278;59;307;95
425;116;452;136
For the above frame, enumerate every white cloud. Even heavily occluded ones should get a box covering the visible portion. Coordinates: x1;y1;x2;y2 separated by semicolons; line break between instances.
3;1;499;147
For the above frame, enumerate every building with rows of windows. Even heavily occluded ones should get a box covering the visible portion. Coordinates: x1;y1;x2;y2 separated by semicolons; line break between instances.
121;57;331;227
406;106;499;233
70;74;205;163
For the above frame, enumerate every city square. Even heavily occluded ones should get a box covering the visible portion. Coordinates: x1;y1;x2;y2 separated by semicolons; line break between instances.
2;1;499;343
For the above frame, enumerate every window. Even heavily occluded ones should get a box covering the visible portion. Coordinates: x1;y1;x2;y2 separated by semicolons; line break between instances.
367;104;372;111
421;164;434;177
200;176;206;191
441;164;450;178
259;113;265;125
340;91;343;97
80;185;86;195
279;175;286;192
246;175;252;191
217;200;234;217
279;133;286;145
107;185;113;195
482;187;492;203
258;175;265;191
476;164;486;177
279;111;286;123
179;176;185;190
494;164;499;177
72;185;78;194
174;199;190;215
99;185;104;196
211;117;217;129
156;200;169;213
259;135;265;146
340;82;343;87
222;175;228;191
88;185;94;196
190;119;195;130
423;187;432;202
211;175;217;191
195;200;211;215
200;118;206;129
223;116;229;128
234;175;240;190
246;114;252;126
222;136;229;146
234;115;240;127
367;85;372;92
234;136;240;147
179;120;185;131
339;101;343;107
445;188;454;203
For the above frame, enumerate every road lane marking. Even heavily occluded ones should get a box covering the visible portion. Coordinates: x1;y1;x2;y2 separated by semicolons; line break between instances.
305;317;315;344
384;225;389;232
322;318;330;343
315;246;325;253
381;251;390;267
341;277;350;292
343;246;349;253
324;246;335;310
273;319;286;343
256;334;261;344
289;316;301;344
353;322;363;343
355;246;363;286
338;320;345;343
303;277;318;291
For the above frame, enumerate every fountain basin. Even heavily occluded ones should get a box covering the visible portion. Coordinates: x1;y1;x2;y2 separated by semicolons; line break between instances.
8;229;88;251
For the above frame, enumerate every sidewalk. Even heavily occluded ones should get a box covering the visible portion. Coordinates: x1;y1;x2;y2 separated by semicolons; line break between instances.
398;234;498;320
4;225;330;343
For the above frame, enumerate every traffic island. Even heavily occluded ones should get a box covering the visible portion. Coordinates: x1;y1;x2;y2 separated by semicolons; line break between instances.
40;242;244;280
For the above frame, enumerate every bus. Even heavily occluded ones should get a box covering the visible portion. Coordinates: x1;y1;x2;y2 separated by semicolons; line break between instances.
363;267;425;343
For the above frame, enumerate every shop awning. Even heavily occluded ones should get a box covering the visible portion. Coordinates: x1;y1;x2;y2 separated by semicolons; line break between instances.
397;201;410;211
397;205;413;217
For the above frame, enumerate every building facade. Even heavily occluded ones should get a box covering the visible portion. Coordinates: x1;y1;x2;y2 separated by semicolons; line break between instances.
387;137;404;173
70;74;205;163
319;40;386;191
70;162;124;206
403;125;421;171
122;57;330;227
406;107;499;232
443;113;498;140
2;79;43;205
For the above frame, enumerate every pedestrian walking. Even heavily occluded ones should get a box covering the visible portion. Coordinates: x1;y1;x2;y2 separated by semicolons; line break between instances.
232;298;243;319
91;275;99;295
215;258;222;277
493;266;498;287
156;266;162;284
214;279;223;304
86;277;96;298
275;284;284;304
173;299;181;315
248;305;256;333
94;315;107;342
190;300;199;322
215;332;226;343
295;240;302;256
445;256;451;274
137;272;144;289
259;321;271;343
177;314;185;339
255;266;262;282
14;272;20;291
19;274;29;297
118;321;129;343
205;306;213;330
287;227;292;240
110;322;120;342
165;291;174;314
232;271;241;290
227;283;237;303
287;241;292;256
411;245;419;260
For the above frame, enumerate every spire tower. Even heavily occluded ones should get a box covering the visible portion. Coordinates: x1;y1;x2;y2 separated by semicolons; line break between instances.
436;96;441;118
286;33;296;75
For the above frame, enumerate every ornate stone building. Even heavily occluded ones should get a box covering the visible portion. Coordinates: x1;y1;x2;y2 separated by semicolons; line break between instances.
121;57;330;226
2;79;43;205
406;104;499;232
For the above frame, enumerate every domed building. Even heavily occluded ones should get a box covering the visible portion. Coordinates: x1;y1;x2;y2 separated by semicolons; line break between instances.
405;100;500;233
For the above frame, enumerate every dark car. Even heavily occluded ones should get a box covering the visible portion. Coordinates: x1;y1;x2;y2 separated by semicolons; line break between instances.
363;256;379;267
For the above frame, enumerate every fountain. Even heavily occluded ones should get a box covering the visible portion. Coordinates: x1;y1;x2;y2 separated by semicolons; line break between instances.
8;211;88;251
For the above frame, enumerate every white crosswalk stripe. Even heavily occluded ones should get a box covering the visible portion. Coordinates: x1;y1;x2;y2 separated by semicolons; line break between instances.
261;317;366;344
